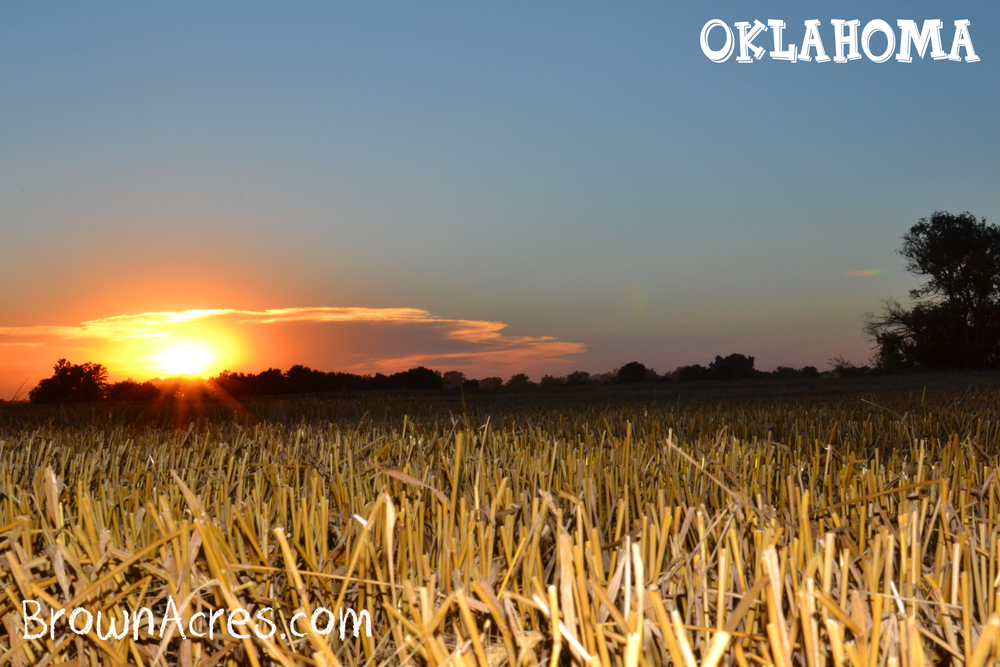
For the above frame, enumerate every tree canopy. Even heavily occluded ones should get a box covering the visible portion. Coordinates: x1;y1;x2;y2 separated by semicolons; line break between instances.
616;361;649;383
867;211;1000;371
29;359;110;403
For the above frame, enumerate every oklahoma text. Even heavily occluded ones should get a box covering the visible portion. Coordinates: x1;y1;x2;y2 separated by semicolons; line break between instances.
701;19;978;64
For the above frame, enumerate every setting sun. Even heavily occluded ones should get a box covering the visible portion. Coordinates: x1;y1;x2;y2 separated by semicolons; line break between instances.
157;343;215;376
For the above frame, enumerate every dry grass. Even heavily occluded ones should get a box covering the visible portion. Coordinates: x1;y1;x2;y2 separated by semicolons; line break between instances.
3;385;1000;666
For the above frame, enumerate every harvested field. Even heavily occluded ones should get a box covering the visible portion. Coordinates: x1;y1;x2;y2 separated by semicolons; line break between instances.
3;380;1000;667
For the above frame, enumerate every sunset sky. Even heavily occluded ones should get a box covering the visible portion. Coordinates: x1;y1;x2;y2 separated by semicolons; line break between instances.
2;1;999;396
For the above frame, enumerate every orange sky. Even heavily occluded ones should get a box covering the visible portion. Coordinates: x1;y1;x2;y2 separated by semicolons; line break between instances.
0;307;587;396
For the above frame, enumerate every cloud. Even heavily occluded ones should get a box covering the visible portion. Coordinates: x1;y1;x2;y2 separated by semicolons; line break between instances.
0;309;226;341
0;307;587;388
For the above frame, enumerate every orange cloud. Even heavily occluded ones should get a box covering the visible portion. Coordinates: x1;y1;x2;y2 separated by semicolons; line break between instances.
0;307;587;396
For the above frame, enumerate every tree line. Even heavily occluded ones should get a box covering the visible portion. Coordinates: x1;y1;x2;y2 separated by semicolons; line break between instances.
22;355;825;404
18;210;1000;403
27;359;160;404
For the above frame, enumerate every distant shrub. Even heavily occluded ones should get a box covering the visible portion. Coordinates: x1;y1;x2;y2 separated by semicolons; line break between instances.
829;356;871;377
772;366;820;380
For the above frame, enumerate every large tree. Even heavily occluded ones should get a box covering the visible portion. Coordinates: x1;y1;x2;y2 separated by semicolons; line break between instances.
866;211;1000;371
29;359;110;403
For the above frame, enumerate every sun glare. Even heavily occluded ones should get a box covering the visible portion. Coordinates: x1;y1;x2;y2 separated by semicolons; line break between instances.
157;343;214;377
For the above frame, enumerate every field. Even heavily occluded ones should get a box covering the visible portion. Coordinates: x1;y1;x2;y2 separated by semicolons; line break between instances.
3;375;1000;667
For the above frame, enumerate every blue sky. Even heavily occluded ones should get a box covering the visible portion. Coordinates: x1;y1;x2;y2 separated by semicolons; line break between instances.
1;1;998;391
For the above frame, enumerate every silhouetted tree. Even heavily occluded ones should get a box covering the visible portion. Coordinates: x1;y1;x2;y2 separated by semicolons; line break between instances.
29;359;109;403
617;362;648;384
867;211;1000;370
212;370;258;396
285;364;326;393
479;377;503;389
540;375;565;387
442;371;466;388
674;354;762;381
565;371;591;385
771;366;821;379
394;367;442;389
255;368;287;395
674;364;710;381
707;354;759;380
107;379;160;402
870;331;911;374
829;355;870;377
506;373;532;389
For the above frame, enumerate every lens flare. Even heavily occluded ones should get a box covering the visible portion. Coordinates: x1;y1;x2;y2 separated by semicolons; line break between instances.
845;269;886;277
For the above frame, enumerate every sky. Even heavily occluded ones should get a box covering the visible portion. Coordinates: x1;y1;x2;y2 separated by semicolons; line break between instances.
1;1;998;396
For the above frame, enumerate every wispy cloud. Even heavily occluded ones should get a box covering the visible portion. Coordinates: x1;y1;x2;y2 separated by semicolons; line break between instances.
0;307;587;382
0;309;228;341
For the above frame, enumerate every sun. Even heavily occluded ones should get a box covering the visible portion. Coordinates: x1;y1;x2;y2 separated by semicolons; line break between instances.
157;343;215;377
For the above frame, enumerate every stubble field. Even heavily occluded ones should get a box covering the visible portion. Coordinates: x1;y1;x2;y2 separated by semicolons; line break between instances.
3;376;1000;667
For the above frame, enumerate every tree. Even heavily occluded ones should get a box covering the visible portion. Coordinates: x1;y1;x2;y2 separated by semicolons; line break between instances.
829;355;869;377
284;364;326;393
442;371;466;388
107;379;160;402
616;362;648;384
772;366;819;379
866;211;1000;370
674;363;710;381
674;353;760;381
540;374;565;387
506;373;533;389
707;354;758;380
394;367;443;389
29;359;109;403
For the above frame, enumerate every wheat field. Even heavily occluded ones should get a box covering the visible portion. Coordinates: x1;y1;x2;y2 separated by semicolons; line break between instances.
3;383;1000;667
